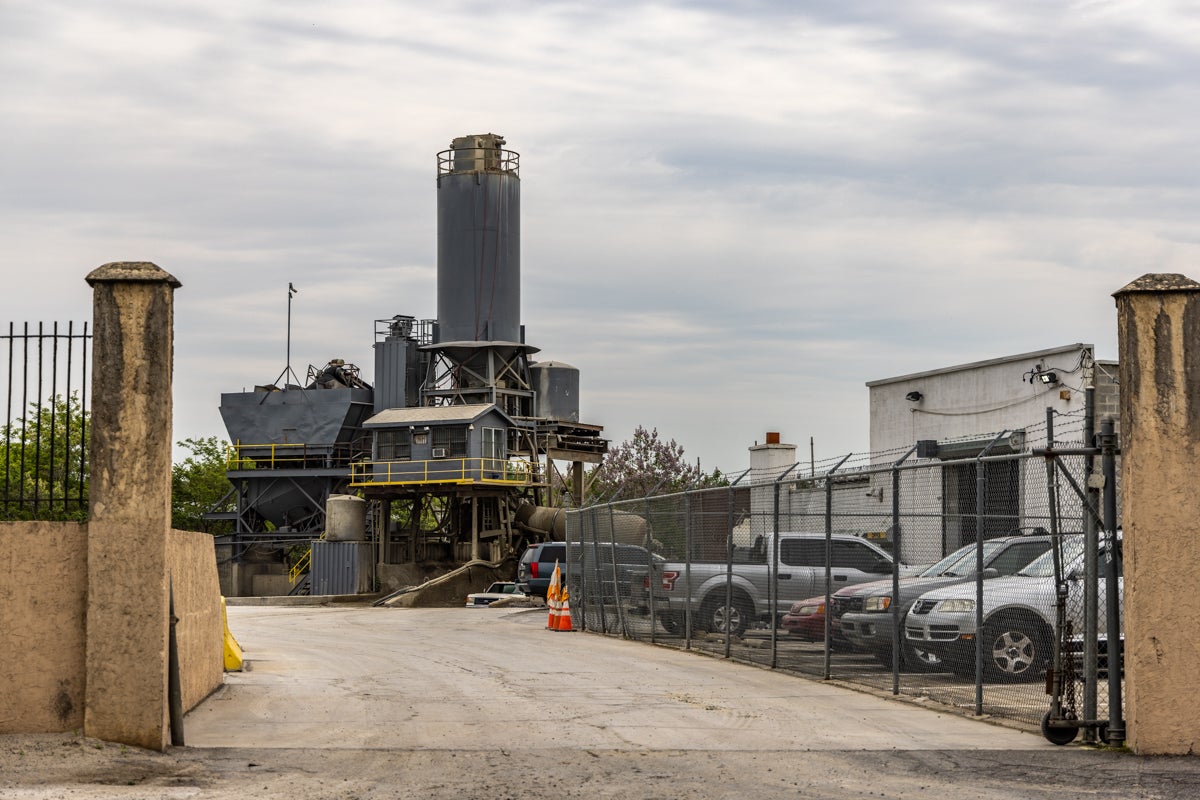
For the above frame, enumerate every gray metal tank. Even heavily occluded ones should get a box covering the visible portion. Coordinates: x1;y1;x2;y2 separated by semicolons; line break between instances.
530;360;580;422
373;316;427;412
436;133;521;344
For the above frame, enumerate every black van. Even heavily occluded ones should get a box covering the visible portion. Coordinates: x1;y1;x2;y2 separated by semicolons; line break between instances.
518;541;663;601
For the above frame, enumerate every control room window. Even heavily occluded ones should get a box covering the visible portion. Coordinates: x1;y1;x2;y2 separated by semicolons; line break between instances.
377;429;411;461
432;426;468;458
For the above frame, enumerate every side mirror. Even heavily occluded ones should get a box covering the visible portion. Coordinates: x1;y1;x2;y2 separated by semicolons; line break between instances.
981;567;999;579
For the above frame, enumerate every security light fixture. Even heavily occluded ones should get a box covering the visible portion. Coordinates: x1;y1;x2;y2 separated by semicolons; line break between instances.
1038;372;1058;385
905;391;923;402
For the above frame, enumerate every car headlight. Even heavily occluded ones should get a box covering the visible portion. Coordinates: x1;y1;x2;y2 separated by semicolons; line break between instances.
797;603;824;616
864;595;891;612
936;599;975;613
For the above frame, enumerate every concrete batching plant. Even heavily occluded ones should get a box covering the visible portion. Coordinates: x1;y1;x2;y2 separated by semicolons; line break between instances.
215;134;607;597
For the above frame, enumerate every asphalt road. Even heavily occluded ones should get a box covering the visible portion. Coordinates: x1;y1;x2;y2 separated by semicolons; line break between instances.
5;604;1200;799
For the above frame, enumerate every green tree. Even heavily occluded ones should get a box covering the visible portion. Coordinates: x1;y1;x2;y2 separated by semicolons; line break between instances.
585;425;726;505
0;393;89;521
171;436;235;532
0;394;238;530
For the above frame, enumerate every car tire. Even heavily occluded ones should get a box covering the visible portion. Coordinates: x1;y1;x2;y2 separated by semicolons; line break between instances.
700;592;752;637
659;613;682;635
983;614;1050;683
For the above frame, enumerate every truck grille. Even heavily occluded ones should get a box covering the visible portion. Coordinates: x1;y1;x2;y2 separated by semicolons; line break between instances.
830;596;863;616
907;623;959;642
910;599;938;615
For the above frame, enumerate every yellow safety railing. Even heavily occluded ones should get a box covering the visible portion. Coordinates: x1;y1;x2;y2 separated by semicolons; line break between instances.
289;530;328;585
227;441;365;470
349;457;537;488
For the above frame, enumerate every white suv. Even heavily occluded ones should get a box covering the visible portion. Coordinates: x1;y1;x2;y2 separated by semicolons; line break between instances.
904;535;1121;682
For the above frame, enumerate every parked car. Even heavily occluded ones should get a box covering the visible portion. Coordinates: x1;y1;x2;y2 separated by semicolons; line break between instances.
631;532;919;637
564;542;665;604
904;535;1121;682
465;581;530;607
519;541;663;601
517;542;566;598
781;595;831;641
837;533;1055;670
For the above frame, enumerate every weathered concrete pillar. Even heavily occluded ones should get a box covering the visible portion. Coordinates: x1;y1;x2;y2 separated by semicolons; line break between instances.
1114;273;1200;755
84;261;181;751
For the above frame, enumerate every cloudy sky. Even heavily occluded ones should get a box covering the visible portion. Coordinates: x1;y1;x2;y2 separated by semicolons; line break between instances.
3;0;1198;473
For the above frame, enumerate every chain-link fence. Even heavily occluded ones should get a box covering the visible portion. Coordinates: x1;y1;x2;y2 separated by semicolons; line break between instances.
565;417;1122;742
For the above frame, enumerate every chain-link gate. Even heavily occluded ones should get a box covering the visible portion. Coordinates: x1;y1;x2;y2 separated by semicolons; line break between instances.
565;410;1124;741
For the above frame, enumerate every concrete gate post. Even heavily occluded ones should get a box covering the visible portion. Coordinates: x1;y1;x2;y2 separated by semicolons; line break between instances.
83;261;181;750
1114;273;1200;755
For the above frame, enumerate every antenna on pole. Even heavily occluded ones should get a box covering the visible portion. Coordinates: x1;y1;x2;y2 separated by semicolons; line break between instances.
271;283;301;390
287;282;297;382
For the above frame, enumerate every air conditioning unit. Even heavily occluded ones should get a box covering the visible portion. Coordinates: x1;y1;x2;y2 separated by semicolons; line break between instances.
431;447;447;459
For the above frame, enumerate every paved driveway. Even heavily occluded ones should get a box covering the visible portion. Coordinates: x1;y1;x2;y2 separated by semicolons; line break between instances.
6;604;1200;799
188;604;1050;752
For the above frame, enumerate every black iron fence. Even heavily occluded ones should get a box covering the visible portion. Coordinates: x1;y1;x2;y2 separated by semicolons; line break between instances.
1;322;91;521
566;412;1123;745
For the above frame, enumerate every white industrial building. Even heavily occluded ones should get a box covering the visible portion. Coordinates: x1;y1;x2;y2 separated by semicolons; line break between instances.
866;343;1118;458
864;343;1118;563
738;344;1118;564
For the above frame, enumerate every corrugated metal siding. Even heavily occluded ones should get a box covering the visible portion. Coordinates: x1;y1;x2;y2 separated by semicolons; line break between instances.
311;541;373;596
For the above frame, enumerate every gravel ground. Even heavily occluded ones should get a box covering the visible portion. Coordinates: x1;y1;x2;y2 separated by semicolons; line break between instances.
7;732;1200;800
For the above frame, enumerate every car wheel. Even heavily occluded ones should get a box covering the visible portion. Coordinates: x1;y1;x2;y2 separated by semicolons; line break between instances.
701;592;752;637
1041;710;1079;745
983;615;1050;683
659;613;682;635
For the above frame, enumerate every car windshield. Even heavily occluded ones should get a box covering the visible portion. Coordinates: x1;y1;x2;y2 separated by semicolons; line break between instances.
1019;537;1086;578
918;547;972;577
929;540;1007;577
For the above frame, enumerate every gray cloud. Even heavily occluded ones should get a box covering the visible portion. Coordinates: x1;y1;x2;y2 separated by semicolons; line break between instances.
3;0;1198;471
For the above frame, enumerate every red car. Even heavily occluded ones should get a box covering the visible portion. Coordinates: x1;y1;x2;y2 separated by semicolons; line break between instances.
781;594;831;640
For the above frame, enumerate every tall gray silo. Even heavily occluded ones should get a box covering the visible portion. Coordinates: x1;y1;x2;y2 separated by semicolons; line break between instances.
436;133;521;344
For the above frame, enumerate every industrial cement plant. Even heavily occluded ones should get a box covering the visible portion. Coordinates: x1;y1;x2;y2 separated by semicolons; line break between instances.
213;133;608;597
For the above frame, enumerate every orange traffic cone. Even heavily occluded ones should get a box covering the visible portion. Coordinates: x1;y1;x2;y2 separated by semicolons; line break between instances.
546;561;562;630
556;585;574;632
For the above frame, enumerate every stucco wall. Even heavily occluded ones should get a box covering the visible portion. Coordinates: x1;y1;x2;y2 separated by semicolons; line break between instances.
0;521;88;733
167;529;224;713
1116;278;1200;754
0;523;223;736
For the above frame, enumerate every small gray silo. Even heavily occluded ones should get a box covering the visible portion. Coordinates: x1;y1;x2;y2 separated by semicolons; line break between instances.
373;315;426;412
436;133;521;344
531;360;580;422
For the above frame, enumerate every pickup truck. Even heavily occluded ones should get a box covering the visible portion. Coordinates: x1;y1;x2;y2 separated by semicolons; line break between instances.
630;532;914;636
